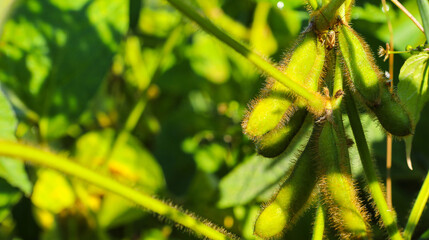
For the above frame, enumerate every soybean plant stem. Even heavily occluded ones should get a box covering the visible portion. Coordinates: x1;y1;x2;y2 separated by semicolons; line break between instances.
110;24;182;158
381;0;394;208
0;141;235;240
166;0;326;116
344;92;403;240
390;0;425;33
403;170;429;240
314;0;347;31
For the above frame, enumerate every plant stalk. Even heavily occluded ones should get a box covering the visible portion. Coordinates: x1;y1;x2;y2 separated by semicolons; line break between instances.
391;0;425;33
403;170;429;240
344;92;403;240
0;141;235;240
313;0;347;32
381;0;395;207
166;0;326;116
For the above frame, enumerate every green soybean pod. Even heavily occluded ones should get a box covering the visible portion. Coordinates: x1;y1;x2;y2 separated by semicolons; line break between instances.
338;24;412;137
243;30;325;157
369;86;412;137
255;108;308;158
317;122;369;239
338;24;383;104
254;140;318;238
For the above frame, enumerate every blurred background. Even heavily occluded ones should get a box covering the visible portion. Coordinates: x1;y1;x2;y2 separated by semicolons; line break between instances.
0;0;428;239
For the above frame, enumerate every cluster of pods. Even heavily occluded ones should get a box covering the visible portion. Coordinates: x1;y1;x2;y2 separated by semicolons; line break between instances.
242;5;413;240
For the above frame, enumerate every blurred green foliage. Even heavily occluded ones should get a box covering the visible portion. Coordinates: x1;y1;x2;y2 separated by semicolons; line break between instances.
0;0;429;239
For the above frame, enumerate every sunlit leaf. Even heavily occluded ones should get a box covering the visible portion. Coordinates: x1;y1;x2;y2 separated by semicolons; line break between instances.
31;169;76;213
250;2;278;56
0;0;128;139
138;6;180;37
187;32;231;84
124;36;151;91
75;129;165;228
398;52;429;169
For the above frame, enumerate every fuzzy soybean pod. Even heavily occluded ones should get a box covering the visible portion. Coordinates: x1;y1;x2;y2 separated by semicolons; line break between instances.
368;86;412;137
338;24;412;137
254;143;318;238
317;122;369;239
338;24;382;104
243;30;325;157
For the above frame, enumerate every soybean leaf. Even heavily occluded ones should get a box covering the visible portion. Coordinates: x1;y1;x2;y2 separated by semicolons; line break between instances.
218;119;312;208
250;2;278;56
187;32;231;84
0;0;128;139
75;129;165;228
418;0;429;41
31;169;76;213
398;52;429;169
0;85;31;194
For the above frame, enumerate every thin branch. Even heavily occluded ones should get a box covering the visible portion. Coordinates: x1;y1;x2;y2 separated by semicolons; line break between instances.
344;91;403;240
0;141;236;240
390;0;425;33
404;170;429;240
166;0;327;116
381;0;395;209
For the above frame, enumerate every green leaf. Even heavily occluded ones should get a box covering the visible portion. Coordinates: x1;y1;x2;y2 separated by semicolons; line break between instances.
138;6;180;37
0;0;128;139
187;32;231;84
75;129;165;228
31;169;76;213
250;2;278;56
218;119;312;208
398;52;429;169
418;0;429;41
0;85;32;194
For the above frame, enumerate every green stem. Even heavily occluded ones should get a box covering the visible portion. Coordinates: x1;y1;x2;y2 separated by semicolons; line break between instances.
344;92;403;240
313;0;346;32
403;170;429;240
166;0;326;116
312;203;325;240
110;25;182;158
389;50;412;54
0;140;235;240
